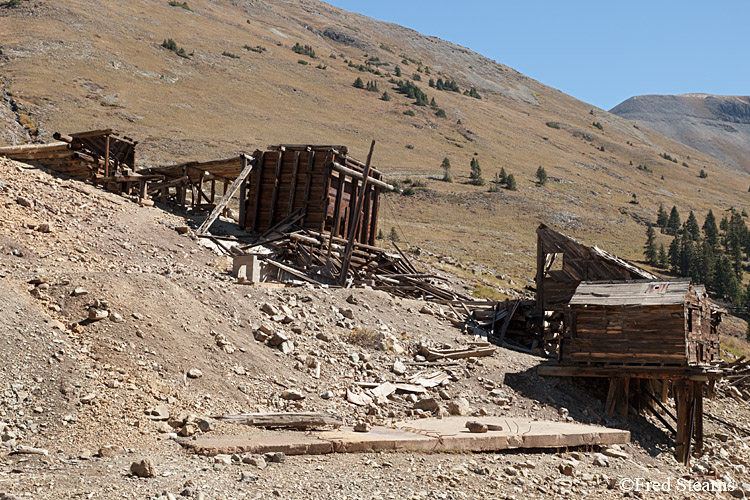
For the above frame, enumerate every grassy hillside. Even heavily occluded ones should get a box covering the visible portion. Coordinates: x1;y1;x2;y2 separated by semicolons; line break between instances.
2;0;749;292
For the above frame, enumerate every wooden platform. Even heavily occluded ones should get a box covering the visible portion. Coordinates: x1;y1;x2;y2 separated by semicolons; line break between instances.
179;417;630;456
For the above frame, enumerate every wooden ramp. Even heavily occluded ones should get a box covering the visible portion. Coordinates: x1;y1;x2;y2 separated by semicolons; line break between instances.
179;417;629;456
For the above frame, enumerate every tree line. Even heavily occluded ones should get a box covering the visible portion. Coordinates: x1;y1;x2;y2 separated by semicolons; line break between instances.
644;204;750;310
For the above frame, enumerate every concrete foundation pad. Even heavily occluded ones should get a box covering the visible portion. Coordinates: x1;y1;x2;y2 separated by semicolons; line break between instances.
180;417;629;457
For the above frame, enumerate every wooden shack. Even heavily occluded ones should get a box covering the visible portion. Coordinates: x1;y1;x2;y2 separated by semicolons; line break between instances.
562;279;720;367
0;129;137;181
536;224;657;314
239;145;392;245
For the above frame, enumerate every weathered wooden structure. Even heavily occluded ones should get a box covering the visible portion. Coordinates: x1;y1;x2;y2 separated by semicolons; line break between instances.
0;129;147;196
536;226;724;465
239;145;392;246
563;279;720;367
140;155;246;211
535;224;657;315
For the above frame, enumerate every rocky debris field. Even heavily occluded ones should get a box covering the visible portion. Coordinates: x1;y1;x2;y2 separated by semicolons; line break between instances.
0;157;749;498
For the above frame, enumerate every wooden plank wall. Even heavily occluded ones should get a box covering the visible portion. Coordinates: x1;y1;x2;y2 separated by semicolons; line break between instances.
562;304;688;366
241;148;381;245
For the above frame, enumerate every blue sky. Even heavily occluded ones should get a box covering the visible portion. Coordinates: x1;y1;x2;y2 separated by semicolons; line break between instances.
326;1;749;110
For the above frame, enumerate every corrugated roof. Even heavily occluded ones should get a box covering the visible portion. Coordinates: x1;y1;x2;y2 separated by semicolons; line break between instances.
569;279;694;306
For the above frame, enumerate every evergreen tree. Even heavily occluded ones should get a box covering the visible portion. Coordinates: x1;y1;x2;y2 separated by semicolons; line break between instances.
394;65;401;77
353;77;364;89
668;234;681;273
381;91;390;101
656;203;669;231
505;174;517;191
377;228;384;240
535;166;548;186
644;225;658;266
697;241;715;289
666;206;681;235
428;78;435;88
469;157;484;186
441;157;452;182
703;210;719;248
499;167;507;184
657;243;668;269
389;226;399;242
685;211;700;241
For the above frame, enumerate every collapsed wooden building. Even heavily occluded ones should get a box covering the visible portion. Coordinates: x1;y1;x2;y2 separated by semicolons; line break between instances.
535;225;723;464
237;144;391;246
0;129;145;194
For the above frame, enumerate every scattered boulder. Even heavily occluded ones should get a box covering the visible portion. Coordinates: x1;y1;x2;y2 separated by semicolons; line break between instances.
413;397;440;413
601;445;628;460
281;389;305;401
264;451;285;463
144;405;170;421
71;287;88;297
354;421;371;433
36;223;52;233
592;453;610;467
268;332;289;347
98;445;124;458
130;458;156;478
88;308;109;321
187;368;203;379
448;397;470;416
392;360;406;376
465;421;488;433
16;196;31;207
559;458;579;476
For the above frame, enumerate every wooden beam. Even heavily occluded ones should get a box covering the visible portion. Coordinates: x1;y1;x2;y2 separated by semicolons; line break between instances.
330;161;393;191
104;134;110;178
252;152;265;231
287;151;300;214
339;140;375;284
300;150;314;226
268;151;284;227
196;155;254;235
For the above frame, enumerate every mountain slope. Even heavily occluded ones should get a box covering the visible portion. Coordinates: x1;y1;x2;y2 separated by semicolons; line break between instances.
610;93;750;175
1;0;749;288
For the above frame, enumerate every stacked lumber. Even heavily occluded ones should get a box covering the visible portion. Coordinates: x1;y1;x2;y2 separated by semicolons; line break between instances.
717;357;750;401
0;141;100;179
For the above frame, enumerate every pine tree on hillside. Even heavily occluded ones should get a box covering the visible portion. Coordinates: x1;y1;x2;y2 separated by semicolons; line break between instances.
657;243;668;269
441;157;452;182
703;209;719;248
685;211;701;241
353;77;364;89
535;166;548;186
469;157;484;186
657;203;669;232
668;234;681;273
666;206;681;235
499;167;507;185
505;174;517;191
644;225;658;266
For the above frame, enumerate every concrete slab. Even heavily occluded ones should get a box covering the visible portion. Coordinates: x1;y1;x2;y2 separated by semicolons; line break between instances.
396;417;630;452
180;417;629;457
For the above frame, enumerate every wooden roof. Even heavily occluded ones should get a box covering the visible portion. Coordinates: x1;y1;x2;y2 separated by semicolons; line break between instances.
537;224;657;280
569;279;700;306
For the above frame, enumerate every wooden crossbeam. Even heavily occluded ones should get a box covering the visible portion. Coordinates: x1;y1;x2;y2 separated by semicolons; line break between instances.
197;154;254;235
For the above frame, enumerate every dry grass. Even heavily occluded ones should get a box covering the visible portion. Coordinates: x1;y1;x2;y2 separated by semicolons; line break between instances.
1;0;749;286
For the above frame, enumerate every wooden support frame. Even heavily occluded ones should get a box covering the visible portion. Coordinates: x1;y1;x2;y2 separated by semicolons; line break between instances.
197;154;254;235
268;151;284;227
251;152;265;232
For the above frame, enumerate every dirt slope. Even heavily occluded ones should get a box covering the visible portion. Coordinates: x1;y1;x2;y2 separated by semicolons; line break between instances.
1;158;750;498
611;93;750;175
